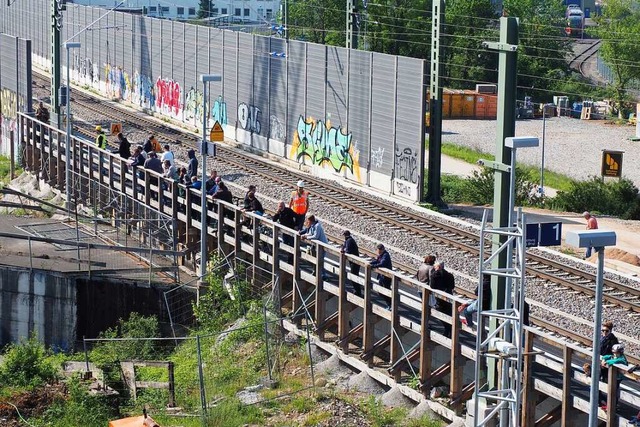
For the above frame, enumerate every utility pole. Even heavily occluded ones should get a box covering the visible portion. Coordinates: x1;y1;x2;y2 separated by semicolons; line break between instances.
426;0;444;206
346;0;358;49
51;0;63;128
482;16;519;395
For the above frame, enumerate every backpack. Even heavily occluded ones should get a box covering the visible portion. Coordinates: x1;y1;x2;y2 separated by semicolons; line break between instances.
151;137;162;153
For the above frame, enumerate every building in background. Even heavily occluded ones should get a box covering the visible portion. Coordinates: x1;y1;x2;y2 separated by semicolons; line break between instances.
68;0;279;23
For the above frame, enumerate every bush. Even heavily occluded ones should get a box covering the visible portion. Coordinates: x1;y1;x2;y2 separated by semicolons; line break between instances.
89;312;162;368
0;334;59;389
439;166;539;206
553;177;640;219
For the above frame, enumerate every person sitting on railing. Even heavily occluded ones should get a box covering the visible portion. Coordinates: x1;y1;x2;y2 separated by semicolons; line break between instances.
458;273;491;328
599;343;628;410
600;320;620;381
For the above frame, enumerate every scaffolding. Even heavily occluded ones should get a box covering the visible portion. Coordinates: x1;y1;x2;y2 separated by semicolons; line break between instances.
473;208;527;427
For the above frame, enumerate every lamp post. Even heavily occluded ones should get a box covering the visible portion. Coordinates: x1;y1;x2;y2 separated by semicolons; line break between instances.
539;103;553;196
566;229;617;427
199;74;222;285
64;41;81;218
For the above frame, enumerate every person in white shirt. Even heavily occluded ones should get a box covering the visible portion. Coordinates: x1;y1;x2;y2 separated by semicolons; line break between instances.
161;144;175;166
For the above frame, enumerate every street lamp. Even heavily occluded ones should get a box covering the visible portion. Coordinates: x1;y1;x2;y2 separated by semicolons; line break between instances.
64;41;81;218
539;104;553;196
566;229;617;427
199;74;222;285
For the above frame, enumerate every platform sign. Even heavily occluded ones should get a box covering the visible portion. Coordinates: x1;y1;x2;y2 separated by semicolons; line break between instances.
110;122;122;135
525;222;562;247
525;223;539;247
601;150;623;178
209;121;224;142
539;222;562;246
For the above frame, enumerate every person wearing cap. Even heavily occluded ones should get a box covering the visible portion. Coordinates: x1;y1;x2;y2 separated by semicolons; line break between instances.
370;243;392;308
95;125;107;149
289;180;310;230
341;230;361;296
600;342;628;409
583;211;598;258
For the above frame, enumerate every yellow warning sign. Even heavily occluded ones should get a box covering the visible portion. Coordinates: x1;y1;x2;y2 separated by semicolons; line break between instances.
110;122;122;135
601;150;623;178
210;121;224;142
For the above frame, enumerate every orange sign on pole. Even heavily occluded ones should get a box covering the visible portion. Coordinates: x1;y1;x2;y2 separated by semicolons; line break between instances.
110;122;122;135
209;121;224;142
601;150;623;178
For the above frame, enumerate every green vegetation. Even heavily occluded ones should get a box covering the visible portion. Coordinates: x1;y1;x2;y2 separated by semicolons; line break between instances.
552;177;640;219
441;142;575;192
0;259;445;426
0;154;21;184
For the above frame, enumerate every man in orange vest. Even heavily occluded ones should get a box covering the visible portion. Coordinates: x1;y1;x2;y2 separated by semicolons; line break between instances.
289;180;309;230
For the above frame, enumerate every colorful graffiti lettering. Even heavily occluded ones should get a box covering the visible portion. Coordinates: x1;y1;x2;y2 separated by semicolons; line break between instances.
155;77;182;117
269;115;286;141
211;96;227;126
238;102;261;134
371;146;385;168
184;87;203;123
395;146;418;183
131;71;155;109
104;64;132;100
290;116;359;179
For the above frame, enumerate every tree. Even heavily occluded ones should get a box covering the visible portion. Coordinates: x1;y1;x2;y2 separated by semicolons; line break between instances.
367;0;431;58
443;0;498;89
503;0;571;103
286;0;345;45
593;0;640;117
198;0;212;19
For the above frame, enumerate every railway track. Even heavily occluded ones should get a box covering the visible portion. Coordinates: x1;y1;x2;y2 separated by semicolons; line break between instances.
31;73;640;330
568;39;601;77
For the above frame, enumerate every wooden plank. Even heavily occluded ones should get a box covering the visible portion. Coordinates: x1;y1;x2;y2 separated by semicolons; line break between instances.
315;245;327;340
522;329;537;427
361;335;391;362
606;365;618;427
390;276;401;381
419;288;433;394
561;346;573;426
338;252;350;352
449;300;463;414
362;264;374;368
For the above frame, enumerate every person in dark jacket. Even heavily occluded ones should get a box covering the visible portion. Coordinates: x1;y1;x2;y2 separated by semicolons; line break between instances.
342;230;361;296
600;320;619;381
459;274;491;326
370;244;392;308
187;149;198;180
129;146;145;168
117;132;131;159
273;200;296;246
143;151;163;174
143;135;154;154
243;185;257;210
212;181;233;204
430;261;455;337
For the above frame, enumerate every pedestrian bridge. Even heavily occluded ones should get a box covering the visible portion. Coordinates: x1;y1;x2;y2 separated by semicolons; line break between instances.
16;112;640;426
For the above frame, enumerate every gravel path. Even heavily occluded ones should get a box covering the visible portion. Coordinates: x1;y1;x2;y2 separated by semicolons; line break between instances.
41;85;640;357
442;117;640;187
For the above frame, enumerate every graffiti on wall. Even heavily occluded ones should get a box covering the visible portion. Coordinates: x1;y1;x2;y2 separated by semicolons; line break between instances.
184;87;203;123
371;147;385;168
155;77;182;117
394;146;418;184
131;71;155;109
75;55;98;86
237;102;261;134
105;64;132;100
211;96;227;126
269;115;285;141
290;115;360;181
0;88;19;120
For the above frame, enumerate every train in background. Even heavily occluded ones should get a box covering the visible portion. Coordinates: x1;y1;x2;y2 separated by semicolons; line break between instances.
566;5;585;37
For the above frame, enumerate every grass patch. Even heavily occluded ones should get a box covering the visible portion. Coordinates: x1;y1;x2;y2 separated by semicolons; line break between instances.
441;142;574;192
